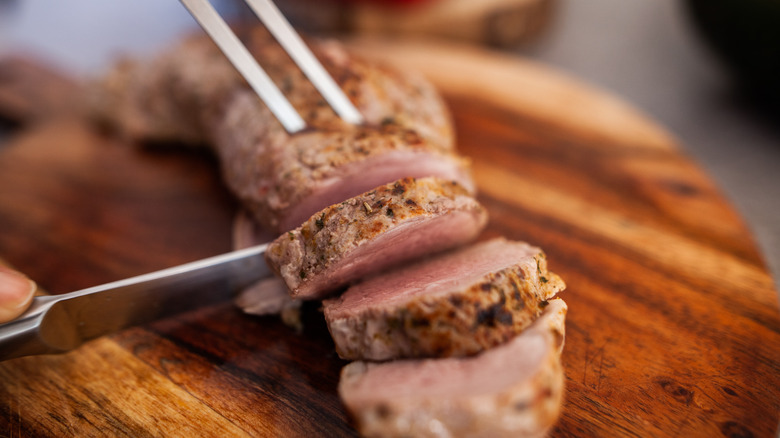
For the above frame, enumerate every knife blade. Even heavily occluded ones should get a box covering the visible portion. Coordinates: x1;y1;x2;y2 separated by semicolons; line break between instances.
0;243;271;362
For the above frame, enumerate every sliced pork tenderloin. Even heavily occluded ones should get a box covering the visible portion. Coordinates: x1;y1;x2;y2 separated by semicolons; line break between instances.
92;28;453;148
216;91;473;232
339;298;568;438
265;177;488;300
323;238;565;360
234;277;295;315
231;210;303;328
91;27;467;233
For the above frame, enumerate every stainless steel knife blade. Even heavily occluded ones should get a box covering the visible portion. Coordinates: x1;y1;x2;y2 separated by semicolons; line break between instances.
0;243;271;362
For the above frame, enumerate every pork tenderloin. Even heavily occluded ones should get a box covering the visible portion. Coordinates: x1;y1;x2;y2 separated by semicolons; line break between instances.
91;27;469;232
323;238;565;360
216;91;473;232
339;298;568;438
231;210;303;327
265;177;488;300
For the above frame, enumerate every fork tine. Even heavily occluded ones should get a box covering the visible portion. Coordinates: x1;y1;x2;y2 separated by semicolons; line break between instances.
180;0;363;133
243;0;364;126
180;0;306;133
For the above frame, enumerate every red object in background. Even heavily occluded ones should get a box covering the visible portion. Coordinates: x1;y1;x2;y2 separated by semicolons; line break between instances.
334;0;437;6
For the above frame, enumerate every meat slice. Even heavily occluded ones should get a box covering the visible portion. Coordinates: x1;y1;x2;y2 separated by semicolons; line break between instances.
231;210;303;327
216;91;474;232
265;177;488;300
92;28;454;148
323;238;565;360
338;299;568;438
91;27;468;233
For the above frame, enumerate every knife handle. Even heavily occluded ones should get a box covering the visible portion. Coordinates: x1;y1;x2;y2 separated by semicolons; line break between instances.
0;295;67;361
0;244;271;362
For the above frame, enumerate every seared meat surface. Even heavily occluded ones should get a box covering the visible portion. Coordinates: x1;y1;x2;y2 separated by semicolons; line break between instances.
92;27;469;233
93;27;570;437
323;238;565;360
265;177;488;300
217;93;473;232
339;299;568;438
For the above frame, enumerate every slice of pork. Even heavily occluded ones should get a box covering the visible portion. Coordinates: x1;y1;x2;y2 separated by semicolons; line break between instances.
231;211;302;329
91;28;453;148
90;27;467;233
216;94;474;232
323;238;565;360
265;177;488;300
338;298;568;438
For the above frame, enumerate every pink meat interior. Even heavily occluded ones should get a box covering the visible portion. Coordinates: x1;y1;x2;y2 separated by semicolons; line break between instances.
326;239;536;317
295;208;484;300
344;329;549;402
280;150;473;232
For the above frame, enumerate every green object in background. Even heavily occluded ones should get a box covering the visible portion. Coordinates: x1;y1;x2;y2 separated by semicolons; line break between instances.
685;0;780;109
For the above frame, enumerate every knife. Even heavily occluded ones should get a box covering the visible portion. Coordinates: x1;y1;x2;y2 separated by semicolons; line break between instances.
0;243;271;362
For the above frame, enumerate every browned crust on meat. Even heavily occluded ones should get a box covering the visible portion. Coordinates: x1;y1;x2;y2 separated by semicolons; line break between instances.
325;248;565;360
90;35;245;144
216;92;471;231
213;39;468;231
339;299;568;438
265;177;487;299
90;27;463;232
344;357;563;438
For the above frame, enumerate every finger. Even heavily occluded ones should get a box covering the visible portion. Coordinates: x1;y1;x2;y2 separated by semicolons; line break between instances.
0;266;36;323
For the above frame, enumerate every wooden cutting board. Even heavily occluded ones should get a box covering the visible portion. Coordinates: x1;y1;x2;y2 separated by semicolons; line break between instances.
0;40;778;437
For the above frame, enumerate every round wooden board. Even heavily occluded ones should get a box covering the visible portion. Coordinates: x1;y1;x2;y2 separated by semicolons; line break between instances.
0;40;778;437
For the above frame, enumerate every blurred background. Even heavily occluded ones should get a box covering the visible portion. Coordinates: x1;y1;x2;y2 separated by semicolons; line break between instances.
0;0;778;294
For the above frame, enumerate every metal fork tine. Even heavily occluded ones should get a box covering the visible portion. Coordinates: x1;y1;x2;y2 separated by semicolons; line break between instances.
179;0;363;133
243;0;364;126
180;0;306;133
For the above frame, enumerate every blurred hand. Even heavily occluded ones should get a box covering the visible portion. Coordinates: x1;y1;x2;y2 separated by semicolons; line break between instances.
0;266;35;323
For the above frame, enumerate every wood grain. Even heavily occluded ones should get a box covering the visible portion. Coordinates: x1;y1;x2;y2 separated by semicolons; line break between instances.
0;40;778;437
281;0;555;48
